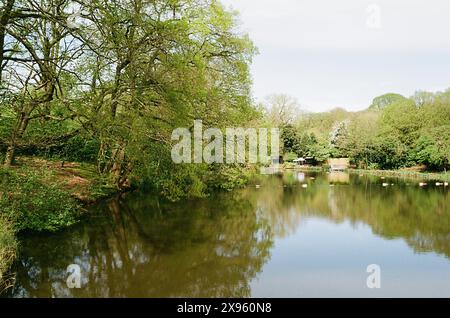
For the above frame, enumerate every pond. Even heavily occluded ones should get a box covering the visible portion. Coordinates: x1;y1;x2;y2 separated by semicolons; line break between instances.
3;171;450;297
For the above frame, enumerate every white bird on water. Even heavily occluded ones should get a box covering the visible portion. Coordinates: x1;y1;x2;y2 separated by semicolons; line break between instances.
419;182;427;187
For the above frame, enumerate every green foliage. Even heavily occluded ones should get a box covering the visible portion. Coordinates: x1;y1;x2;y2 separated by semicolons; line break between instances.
281;125;325;159
0;112;14;143
206;164;254;192
308;139;332;162
411;134;447;170
284;152;298;161
0;216;17;288
369;93;407;110
1;0;258;198
127;138;255;201
288;90;449;171
281;125;299;153
52;136;100;163
0;168;80;232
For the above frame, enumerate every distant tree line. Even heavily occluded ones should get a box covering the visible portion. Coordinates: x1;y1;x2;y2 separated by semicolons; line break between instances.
277;91;449;171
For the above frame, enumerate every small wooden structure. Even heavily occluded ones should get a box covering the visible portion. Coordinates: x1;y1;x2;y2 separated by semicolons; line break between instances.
293;157;315;166
293;158;306;165
328;158;349;171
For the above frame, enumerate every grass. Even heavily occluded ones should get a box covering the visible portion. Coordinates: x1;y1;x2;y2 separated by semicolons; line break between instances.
0;216;17;293
0;157;118;232
350;168;450;182
0;156;118;291
282;163;449;181
283;163;326;172
13;156;117;203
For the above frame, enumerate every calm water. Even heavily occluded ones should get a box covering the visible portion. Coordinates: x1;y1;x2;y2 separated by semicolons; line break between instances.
4;171;450;297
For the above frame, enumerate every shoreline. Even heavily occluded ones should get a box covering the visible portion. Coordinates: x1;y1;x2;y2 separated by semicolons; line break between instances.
0;158;121;291
348;168;450;182
1;161;449;291
284;165;449;182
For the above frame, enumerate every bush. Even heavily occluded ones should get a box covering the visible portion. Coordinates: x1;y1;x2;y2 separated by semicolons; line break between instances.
0;168;80;232
409;135;449;171
284;152;298;162
367;162;380;170
58;136;100;163
206;164;254;192
0;216;17;289
34;135;100;163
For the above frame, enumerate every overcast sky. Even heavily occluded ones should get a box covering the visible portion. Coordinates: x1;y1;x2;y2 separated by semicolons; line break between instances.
221;0;450;112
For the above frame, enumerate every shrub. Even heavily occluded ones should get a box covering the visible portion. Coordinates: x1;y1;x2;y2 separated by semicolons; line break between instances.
0;168;80;232
58;136;100;163
0;216;17;290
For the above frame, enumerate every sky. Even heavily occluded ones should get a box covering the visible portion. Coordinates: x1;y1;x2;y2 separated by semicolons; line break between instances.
221;0;450;112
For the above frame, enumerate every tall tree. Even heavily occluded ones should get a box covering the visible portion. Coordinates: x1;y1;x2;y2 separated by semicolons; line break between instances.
1;0;80;166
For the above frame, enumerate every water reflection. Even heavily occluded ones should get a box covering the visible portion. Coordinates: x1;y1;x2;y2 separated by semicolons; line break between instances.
8;193;273;297
251;172;450;257
327;172;350;184
4;172;450;297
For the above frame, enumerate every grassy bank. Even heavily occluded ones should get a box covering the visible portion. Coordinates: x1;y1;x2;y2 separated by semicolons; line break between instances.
0;156;117;286
0;156;256;286
0;217;17;292
283;163;326;171
349;168;450;182
283;163;449;182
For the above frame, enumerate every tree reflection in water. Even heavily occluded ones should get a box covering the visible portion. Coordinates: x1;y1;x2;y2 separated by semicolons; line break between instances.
252;172;450;258
8;193;273;297
5;171;450;297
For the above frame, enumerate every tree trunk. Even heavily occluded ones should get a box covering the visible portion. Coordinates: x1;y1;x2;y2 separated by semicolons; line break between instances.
3;145;15;167
3;112;29;167
110;144;126;187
